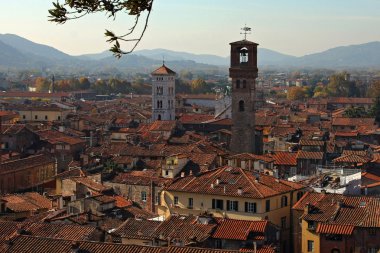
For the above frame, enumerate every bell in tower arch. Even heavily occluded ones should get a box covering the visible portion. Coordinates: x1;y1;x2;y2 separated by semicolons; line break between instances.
239;47;248;64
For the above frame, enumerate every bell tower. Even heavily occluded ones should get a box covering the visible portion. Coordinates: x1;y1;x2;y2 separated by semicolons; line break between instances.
229;27;258;154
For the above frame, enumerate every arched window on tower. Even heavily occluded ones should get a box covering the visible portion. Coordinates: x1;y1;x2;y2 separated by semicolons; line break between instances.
157;114;161;120
157;101;160;109
236;80;240;89
239;100;245;112
240;47;248;63
243;80;247;88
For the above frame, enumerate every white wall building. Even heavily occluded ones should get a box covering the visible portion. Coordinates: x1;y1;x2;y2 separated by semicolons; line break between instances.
151;64;176;121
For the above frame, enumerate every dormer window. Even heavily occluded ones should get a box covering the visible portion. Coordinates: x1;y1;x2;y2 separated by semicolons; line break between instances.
239;47;248;63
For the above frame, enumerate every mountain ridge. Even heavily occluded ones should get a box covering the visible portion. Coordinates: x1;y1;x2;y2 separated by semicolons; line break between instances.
0;33;380;71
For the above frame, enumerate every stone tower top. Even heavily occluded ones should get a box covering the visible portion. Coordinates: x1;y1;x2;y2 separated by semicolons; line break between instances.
229;40;259;79
151;64;176;76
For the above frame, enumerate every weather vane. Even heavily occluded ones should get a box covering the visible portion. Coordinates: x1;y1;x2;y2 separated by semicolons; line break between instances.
240;25;251;40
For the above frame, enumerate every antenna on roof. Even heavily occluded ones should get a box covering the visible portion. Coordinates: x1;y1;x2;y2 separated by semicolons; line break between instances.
162;56;165;66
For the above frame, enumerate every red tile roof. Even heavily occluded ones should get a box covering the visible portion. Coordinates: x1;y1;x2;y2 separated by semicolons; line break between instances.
149;120;177;132
292;192;380;228
1;192;52;212
71;177;111;192
332;154;370;164
272;152;297;166
328;97;374;104
179;114;215;124
166;166;304;199
212;219;268;241
316;224;354;235
296;150;324;160
151;64;176;75
0;154;55;175
332;117;375;126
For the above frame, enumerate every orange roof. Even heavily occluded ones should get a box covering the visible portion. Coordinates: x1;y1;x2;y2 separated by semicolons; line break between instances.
151;64;176;75
272;152;297;166
212;219;267;241
328;97;374;104
113;195;133;208
296;150;324;160
316;224;354;235
333;154;370;164
166;166;305;199
332;117;375;126
180;114;214;124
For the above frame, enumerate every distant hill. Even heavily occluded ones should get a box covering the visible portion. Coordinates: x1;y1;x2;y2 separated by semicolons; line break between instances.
294;42;380;68
0;33;379;72
0;34;72;61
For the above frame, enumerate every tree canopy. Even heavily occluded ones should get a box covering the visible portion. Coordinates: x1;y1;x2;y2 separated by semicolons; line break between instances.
49;0;154;58
287;86;306;101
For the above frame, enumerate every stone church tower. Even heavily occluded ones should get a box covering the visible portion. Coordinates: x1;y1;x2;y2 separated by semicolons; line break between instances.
229;39;259;153
151;64;176;121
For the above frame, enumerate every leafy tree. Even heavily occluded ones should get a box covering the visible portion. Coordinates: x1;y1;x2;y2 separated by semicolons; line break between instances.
191;78;206;93
78;77;91;90
369;97;380;124
49;0;154;58
303;86;313;98
287;86;306;101
91;79;108;94
35;77;51;92
343;106;368;118
327;72;359;97
367;80;380;98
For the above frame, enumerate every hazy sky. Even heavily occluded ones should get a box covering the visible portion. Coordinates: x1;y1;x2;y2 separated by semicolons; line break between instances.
0;0;379;57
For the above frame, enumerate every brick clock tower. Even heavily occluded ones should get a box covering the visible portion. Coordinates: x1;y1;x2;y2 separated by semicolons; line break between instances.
229;29;259;154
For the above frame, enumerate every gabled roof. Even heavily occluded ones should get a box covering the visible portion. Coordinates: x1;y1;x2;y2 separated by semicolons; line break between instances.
296;150;324;160
272;152;297;166
212;218;268;241
292;192;380;228
0;192;52;212
112;218;161;240
166;166;304;198
316;223;354;235
333;154;370;164
151;64;176;75
23;222;97;240
299;139;324;147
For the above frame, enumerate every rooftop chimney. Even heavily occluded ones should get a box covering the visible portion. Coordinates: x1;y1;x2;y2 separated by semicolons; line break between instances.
210;183;214;189
237;187;243;195
216;178;221;185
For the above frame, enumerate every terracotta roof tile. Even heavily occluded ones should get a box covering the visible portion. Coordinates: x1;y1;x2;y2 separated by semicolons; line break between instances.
296;151;324;160
212;219;267;241
316;224;354;235
166;166;304;199
332;154;370;164
292;192;380;228
272;152;297;166
151;64;176;75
